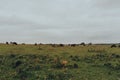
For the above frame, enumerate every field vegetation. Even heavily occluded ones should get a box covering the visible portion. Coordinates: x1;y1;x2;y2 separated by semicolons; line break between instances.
0;43;120;80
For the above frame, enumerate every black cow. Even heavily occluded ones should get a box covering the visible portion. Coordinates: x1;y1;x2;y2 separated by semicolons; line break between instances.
80;42;86;46
111;44;117;48
10;42;18;45
70;44;76;47
59;44;64;47
6;42;9;45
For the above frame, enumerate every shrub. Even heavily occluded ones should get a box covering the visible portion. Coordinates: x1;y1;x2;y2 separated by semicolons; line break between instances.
73;63;79;68
104;63;112;68
71;55;80;62
51;60;63;69
15;68;34;80
13;60;22;68
9;54;16;58
46;71;73;80
110;54;120;58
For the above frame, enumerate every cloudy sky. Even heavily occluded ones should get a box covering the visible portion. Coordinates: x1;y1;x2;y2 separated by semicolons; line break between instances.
0;0;120;43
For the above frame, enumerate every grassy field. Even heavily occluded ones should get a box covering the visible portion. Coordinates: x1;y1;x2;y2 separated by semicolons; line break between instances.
0;44;120;80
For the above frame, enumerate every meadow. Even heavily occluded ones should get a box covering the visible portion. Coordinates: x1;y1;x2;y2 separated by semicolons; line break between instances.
0;43;120;80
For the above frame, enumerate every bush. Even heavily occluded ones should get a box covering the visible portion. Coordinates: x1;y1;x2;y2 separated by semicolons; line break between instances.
15;68;34;80
13;60;22;68
104;63;112;68
104;62;120;70
71;55;80;62
51;61;63;69
73;63;79;68
46;71;73;80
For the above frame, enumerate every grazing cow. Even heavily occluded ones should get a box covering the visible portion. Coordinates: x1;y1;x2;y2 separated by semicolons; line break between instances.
10;42;18;45
59;44;64;47
111;44;117;48
88;43;92;45
118;45;120;48
80;42;86;46
70;44;76;47
6;42;9;45
61;60;68;68
34;43;37;46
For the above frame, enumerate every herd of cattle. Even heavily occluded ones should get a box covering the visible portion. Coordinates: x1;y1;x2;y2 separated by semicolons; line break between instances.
3;42;120;48
4;42;88;46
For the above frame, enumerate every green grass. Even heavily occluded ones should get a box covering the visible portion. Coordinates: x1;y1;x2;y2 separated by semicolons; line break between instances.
0;44;120;80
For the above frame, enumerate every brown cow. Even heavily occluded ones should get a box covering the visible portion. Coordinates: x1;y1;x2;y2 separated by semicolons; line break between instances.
61;60;68;68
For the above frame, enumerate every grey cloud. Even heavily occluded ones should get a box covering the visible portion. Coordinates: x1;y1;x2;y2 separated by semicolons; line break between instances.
0;0;120;43
92;0;120;9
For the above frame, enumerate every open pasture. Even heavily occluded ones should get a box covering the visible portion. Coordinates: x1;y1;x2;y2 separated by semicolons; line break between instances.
0;44;120;80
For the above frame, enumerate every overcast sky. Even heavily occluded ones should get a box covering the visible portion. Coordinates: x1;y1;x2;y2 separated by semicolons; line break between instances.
0;0;120;43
